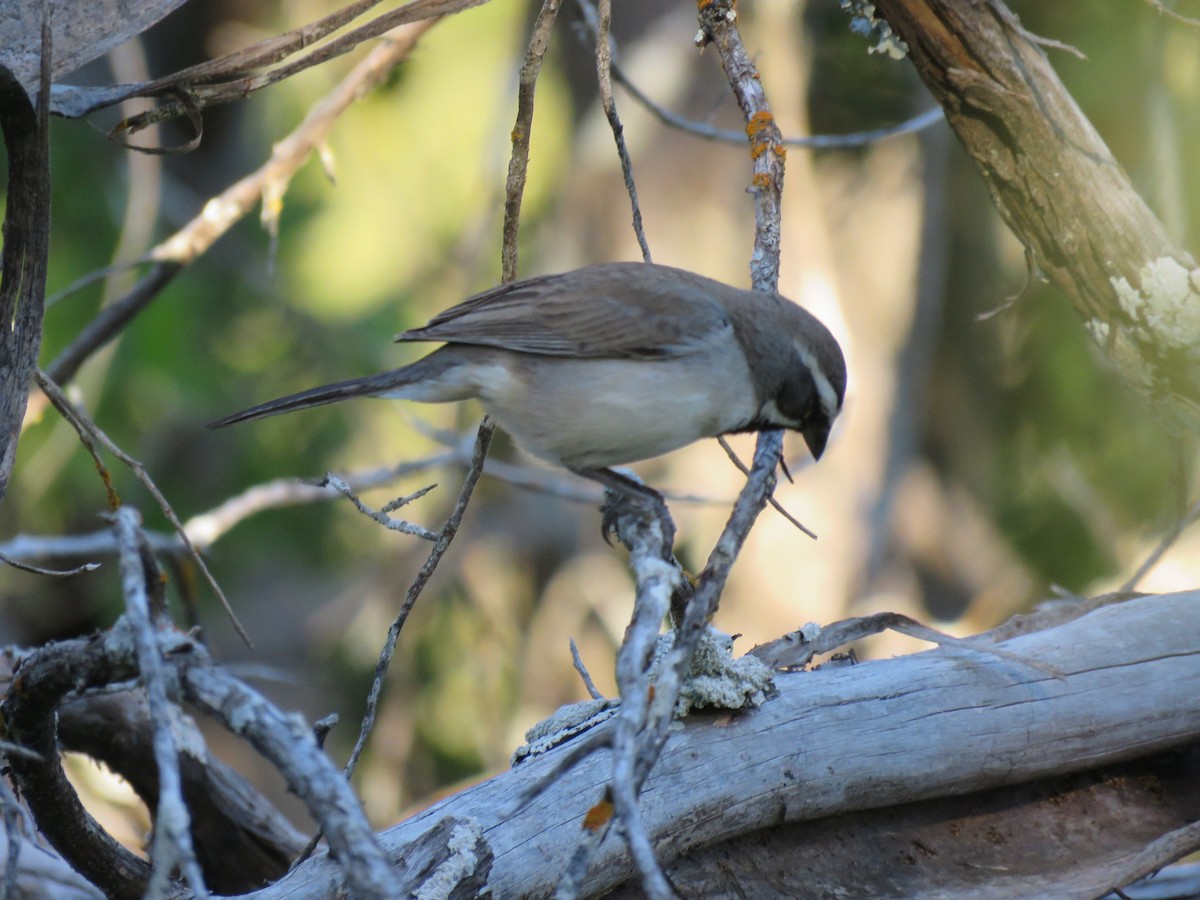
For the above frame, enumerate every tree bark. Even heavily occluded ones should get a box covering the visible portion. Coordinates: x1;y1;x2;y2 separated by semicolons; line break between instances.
254;591;1200;898
871;0;1200;433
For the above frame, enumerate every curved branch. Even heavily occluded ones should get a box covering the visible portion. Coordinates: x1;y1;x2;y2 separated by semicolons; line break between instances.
254;591;1200;897
871;0;1200;432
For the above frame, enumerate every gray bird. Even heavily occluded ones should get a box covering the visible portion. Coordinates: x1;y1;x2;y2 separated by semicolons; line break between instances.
210;262;846;506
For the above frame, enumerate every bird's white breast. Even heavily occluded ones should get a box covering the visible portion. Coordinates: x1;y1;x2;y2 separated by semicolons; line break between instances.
475;345;759;470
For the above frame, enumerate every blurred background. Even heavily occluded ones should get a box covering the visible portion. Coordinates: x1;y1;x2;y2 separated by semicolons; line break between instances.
2;0;1198;845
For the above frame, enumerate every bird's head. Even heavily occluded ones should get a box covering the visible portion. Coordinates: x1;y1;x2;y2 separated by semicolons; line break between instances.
762;311;846;461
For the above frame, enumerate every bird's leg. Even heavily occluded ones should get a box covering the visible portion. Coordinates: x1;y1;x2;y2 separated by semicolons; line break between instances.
573;467;676;557
575;468;697;626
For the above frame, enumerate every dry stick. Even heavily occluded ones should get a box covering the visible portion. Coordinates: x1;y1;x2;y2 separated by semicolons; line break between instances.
1120;493;1200;593
115;0;489;134
1144;0;1200;30
502;0;563;282
34;369;253;647
311;473;440;540
178;648;399;896
570;0;942;151
0;550;98;576
45;19;438;390
55;0;486;124
594;0;651;263
624;80;943;149
112;506;207;897
4;623;399;897
182;452;456;551
607;520;680;900
570;638;604;700
293;421;496;867
1;633;155;898
717;435;817;539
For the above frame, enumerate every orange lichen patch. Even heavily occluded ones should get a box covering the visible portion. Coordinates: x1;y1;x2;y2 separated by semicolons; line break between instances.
583;798;615;831
746;110;776;141
752;172;771;188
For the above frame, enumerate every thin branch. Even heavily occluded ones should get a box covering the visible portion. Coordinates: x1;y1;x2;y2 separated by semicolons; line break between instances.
1143;0;1200;31
0;551;99;576
748;610;1064;680
570;0;942;152
593;0;651;262
716;436;817;539
608;511;680;899
34;369;252;647
502;0;563;281
1120;493;1200;592
343;421;493;781
294;419;497;867
179;644;399;896
51;0;485;124
311;473;439;541
559;3;794;891
697;0;786;289
112;507;207;896
570;638;604;700
44;19;438;389
183;453;452;549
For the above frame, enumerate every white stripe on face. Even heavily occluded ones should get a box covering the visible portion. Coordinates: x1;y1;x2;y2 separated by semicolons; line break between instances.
794;341;840;421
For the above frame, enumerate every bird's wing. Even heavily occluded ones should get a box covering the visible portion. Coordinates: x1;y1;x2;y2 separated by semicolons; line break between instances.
394;263;735;359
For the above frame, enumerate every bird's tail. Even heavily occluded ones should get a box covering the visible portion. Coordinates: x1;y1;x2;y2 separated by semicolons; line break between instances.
207;368;422;429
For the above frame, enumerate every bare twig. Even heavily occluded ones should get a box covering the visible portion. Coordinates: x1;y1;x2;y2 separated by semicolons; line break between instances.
697;0;786;288
608;515;680;898
312;473;440;541
593;0;651;262
748;610;1065;680
44;20;438;390
3;621;399;897
292;419;498;868
571;0;942;151
717;436;817;539
180;644;399;896
0;551;99;576
344;420;493;780
183;453;452;549
112;506;207;896
1120;493;1200;593
52;0;486;125
502;0;563;281
570;638;604;700
34;369;252;647
1143;0;1200;30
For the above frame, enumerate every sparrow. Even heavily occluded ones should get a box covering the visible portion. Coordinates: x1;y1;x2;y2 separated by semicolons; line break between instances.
210;262;846;512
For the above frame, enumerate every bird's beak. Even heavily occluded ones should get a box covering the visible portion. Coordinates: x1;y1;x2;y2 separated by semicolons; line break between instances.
802;421;830;460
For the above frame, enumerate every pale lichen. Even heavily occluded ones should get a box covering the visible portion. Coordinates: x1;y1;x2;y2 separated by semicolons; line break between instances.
1110;257;1200;350
840;1;909;60
1085;318;1110;345
652;627;774;717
